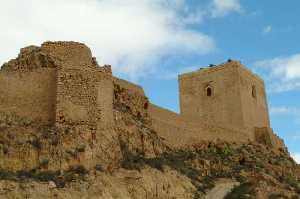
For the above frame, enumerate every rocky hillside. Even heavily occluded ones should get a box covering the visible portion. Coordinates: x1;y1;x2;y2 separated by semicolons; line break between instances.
0;98;299;199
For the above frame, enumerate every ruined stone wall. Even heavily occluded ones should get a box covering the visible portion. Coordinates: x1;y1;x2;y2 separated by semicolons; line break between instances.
96;68;114;128
254;127;286;151
238;66;270;128
56;68;98;126
113;78;145;96
0;45;57;124
179;63;244;128
40;42;97;129
0;41;286;172
41;41;93;69
0;41;118;172
113;78;149;122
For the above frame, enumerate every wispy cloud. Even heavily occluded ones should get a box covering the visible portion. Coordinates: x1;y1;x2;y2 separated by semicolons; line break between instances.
270;106;300;125
262;25;272;34
254;54;300;92
291;134;300;140
0;0;216;80
292;153;300;164
158;66;200;80
270;106;294;115
211;0;242;17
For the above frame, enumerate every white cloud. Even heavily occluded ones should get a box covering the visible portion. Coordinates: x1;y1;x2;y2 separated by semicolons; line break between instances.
263;25;272;34
292;153;300;164
0;0;215;80
270;106;300;124
211;0;242;17
158;66;199;80
270;106;293;114
270;106;300;117
291;134;300;140
255;54;300;92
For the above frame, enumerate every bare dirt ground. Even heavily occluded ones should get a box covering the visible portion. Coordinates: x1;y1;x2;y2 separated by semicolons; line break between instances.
205;179;239;199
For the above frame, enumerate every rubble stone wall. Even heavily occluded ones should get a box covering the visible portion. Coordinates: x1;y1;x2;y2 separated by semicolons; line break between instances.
113;78;149;122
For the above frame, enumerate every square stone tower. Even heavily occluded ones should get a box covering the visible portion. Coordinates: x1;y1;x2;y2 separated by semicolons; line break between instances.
178;60;270;130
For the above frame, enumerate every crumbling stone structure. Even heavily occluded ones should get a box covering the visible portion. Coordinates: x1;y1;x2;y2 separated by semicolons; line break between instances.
0;42;114;129
0;41;285;155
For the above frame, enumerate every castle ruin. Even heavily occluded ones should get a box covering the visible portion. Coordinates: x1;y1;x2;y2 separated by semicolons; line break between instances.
0;41;285;153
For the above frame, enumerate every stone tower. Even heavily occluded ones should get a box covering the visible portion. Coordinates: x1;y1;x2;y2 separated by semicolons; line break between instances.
0;41;114;129
178;60;270;130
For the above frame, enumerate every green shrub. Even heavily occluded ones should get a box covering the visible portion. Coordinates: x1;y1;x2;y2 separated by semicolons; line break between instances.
121;152;145;171
0;167;89;189
283;177;300;194
68;165;88;175
225;182;255;199
0;170;15;180
268;193;289;199
32;171;60;182
66;149;77;157
28;139;42;150
76;144;86;153
39;158;49;167
95;164;104;172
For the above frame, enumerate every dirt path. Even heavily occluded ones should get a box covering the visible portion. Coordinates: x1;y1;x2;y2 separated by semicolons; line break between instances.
204;179;239;199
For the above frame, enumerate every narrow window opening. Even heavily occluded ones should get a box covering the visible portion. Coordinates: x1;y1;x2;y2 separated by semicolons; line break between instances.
206;87;212;97
252;85;256;98
144;102;149;110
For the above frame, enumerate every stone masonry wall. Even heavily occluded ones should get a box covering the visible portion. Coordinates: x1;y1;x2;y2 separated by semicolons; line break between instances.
238;66;270;128
0;41;120;172
0;46;58;124
40;42;98;129
96;67;114;128
56;68;98;127
179;63;244;128
113;78;149;123
148;103;255;148
0;41;287;173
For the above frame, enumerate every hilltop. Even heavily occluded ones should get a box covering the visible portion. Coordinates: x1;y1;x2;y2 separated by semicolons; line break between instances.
0;41;299;199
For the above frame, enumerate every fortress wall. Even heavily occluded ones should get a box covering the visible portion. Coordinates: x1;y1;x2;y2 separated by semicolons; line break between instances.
270;132;286;151
255;127;286;150
149;103;254;147
95;67;114;128
113;78;149;120
148;103;189;146
48;41;100;128
0;68;57;123
41;41;93;69
113;78;145;96
149;104;183;126
238;66;270;128
56;68;100;127
151;116;254;148
182;125;254;147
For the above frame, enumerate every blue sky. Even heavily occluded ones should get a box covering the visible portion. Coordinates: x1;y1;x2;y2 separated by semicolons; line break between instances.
0;0;299;162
